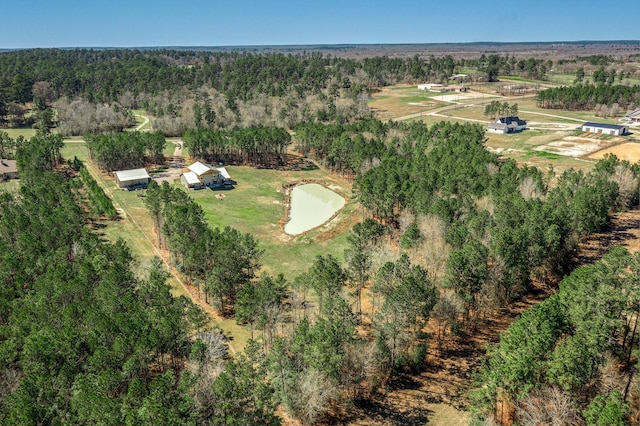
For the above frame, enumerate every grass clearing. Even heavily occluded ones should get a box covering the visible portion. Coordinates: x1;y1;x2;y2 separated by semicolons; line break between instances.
1;128;37;139
369;84;448;120
187;165;355;280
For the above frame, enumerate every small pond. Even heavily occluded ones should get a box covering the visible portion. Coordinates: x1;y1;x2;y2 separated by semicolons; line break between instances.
284;183;345;236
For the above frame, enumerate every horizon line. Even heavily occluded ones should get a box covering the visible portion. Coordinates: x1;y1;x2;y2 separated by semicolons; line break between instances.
2;39;640;51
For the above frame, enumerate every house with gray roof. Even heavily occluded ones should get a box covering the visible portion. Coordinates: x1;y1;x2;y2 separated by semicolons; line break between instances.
487;116;527;134
625;108;640;123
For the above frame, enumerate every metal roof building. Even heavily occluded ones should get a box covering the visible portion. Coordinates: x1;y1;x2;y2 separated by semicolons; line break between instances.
581;122;629;136
113;168;151;189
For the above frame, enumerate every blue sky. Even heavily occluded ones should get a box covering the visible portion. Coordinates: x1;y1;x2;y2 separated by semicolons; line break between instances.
2;0;638;48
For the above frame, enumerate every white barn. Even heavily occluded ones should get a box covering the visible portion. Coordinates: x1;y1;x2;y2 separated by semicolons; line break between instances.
113;168;151;189
581;122;629;136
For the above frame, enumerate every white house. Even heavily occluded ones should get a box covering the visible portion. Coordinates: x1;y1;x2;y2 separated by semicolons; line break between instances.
180;171;201;188
113;168;151;189
180;161;232;189
581;122;629;136
625;108;640;124
487;116;527;134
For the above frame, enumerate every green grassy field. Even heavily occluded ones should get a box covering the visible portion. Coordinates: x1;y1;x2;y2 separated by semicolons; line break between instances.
1;128;38;139
187;165;354;280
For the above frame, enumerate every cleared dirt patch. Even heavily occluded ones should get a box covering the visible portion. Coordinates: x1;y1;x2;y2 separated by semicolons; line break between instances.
534;139;603;157
533;134;626;158
588;142;640;162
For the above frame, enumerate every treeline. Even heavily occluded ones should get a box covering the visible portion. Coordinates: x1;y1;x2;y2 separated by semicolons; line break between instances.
472;247;640;425
462;54;551;81
76;165;118;219
292;119;401;177
144;181;262;314
85;130;165;171
537;83;640;110
55;97;135;136
0;49;468;104
183;126;291;167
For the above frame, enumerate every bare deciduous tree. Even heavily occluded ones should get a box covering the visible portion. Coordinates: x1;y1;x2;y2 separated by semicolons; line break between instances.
611;164;638;209
515;386;582;426
519;176;543;200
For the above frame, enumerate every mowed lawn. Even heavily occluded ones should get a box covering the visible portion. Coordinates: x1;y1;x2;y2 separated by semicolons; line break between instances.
186;165;355;280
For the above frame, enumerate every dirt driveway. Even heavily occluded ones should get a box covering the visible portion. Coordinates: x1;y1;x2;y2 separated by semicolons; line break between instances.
152;141;185;184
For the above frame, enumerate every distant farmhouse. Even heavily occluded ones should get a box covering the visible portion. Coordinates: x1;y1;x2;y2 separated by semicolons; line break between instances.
180;161;232;190
113;168;151;190
581;122;629;136
0;159;18;181
487;116;527;134
625;108;640;123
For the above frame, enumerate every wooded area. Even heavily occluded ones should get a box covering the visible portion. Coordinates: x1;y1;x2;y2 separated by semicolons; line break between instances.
2;45;640;424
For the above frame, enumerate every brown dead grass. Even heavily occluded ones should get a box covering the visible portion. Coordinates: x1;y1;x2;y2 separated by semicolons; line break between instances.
589;142;640;162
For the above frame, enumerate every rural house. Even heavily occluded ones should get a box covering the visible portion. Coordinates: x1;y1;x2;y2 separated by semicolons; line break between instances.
487;116;527;134
0;159;18;181
625;108;640;123
113;168;151;189
581;122;629;136
180;161;232;189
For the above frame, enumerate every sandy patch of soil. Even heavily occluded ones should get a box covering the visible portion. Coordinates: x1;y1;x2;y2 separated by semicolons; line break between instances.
534;139;603;156
533;134;633;158
408;102;436;107
588;142;640;162
436;92;497;103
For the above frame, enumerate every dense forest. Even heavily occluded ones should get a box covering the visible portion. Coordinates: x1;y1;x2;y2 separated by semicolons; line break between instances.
536;83;640;111
472;247;640;425
2;48;638;136
3;118;640;423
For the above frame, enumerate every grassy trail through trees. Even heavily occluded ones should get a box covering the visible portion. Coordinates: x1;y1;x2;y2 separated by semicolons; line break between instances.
133;113;150;131
79;145;241;354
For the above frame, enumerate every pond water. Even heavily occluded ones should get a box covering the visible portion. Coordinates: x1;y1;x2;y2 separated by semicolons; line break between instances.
284;183;345;236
